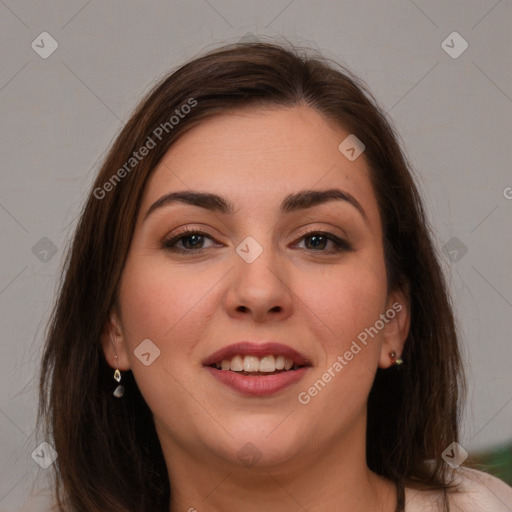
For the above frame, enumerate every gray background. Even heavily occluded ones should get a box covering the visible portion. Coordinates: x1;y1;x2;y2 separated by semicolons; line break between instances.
1;0;511;509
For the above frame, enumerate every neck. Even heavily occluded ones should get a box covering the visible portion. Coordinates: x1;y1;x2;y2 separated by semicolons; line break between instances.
162;423;396;512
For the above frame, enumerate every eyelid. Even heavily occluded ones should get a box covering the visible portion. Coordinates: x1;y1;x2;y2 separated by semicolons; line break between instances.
292;223;349;240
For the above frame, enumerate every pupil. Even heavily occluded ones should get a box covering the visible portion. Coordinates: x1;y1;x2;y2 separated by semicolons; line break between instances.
183;235;203;249
306;235;326;250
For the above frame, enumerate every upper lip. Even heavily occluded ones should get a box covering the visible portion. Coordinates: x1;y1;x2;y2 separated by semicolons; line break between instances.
202;342;312;367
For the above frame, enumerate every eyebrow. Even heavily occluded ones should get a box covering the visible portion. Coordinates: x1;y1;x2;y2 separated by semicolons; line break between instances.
144;188;368;223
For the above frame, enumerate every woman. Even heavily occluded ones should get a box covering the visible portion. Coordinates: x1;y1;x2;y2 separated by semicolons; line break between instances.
38;42;512;511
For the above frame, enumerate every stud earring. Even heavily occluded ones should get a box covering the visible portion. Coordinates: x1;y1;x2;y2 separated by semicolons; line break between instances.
389;351;403;366
111;334;125;398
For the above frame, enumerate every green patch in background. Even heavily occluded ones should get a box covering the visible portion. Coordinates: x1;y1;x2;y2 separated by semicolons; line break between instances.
469;442;512;485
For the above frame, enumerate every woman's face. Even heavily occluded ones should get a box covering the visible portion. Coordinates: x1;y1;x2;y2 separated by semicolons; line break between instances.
105;105;408;470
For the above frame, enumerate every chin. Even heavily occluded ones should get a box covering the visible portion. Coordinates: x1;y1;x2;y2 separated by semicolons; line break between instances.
206;415;305;468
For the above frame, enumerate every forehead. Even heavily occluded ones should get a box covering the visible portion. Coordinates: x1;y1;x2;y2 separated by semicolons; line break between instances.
140;106;379;223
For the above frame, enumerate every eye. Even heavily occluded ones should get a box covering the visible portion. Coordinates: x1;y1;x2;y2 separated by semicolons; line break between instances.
162;229;223;253
161;229;352;254
294;231;353;253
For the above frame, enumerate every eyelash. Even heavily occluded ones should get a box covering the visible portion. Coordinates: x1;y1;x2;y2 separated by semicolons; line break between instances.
161;228;353;254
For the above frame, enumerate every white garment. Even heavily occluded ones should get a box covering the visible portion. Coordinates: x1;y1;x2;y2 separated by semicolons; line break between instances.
405;467;512;511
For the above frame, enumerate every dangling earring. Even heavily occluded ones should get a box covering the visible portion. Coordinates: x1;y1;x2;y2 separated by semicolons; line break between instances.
111;334;125;398
389;351;404;366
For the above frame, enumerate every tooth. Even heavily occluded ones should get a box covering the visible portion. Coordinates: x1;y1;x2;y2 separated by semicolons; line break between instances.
259;355;276;372
243;355;260;372
220;354;297;373
230;355;243;371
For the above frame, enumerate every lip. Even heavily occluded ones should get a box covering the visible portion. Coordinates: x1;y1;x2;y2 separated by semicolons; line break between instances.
204;366;311;396
202;342;312;397
202;341;312;367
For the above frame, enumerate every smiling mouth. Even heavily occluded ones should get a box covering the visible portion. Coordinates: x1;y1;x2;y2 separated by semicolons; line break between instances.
208;354;307;376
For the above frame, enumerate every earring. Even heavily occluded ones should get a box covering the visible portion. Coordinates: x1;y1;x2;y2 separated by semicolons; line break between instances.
389;351;403;366
111;334;125;398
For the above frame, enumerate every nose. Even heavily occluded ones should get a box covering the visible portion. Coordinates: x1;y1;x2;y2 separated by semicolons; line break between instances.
223;246;294;323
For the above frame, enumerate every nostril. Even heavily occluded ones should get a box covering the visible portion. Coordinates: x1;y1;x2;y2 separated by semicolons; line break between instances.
236;306;249;313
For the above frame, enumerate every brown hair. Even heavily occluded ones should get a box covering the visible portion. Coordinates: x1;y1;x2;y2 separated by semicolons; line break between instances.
38;41;465;511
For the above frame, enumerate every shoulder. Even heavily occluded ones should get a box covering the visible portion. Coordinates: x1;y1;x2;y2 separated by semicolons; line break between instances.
449;467;512;511
404;467;512;512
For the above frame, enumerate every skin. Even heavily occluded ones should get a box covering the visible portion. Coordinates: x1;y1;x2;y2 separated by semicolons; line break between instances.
102;105;410;512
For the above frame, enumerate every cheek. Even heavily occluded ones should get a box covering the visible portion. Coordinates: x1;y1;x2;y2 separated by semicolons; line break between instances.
294;264;387;425
297;256;388;352
119;254;212;335
116;258;218;416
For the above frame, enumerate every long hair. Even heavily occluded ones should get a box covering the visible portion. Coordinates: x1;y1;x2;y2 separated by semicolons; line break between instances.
38;41;465;511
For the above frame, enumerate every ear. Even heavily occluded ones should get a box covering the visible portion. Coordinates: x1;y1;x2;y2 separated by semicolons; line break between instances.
100;308;131;371
378;285;410;369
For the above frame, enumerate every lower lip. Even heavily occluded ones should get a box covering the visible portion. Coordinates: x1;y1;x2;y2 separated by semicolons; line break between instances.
204;366;310;396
